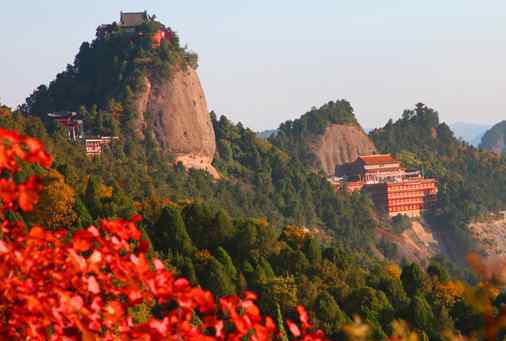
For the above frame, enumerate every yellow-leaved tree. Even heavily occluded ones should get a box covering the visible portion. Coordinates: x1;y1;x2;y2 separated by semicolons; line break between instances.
28;170;77;229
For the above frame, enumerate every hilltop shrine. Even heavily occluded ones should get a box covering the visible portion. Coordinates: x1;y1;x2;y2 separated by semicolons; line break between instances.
331;154;438;217
96;11;174;47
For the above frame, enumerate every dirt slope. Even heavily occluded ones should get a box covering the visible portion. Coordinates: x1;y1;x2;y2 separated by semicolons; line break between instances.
377;221;444;264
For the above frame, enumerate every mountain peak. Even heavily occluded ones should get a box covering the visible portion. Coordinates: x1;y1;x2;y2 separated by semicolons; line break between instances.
270;100;376;175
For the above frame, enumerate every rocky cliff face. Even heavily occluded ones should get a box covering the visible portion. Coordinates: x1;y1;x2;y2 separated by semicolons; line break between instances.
134;66;219;178
311;124;377;176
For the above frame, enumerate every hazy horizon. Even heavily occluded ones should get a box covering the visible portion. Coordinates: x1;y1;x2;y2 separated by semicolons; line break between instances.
1;0;505;131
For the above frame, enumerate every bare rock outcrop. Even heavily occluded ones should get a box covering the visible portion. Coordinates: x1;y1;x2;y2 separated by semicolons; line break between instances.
134;66;219;178
311;124;376;176
469;211;506;257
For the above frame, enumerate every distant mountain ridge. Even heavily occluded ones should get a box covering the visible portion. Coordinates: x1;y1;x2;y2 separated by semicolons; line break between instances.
256;129;277;139
479;120;506;154
449;122;491;147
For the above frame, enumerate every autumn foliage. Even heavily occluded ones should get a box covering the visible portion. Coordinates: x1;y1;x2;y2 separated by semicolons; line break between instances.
0;128;327;340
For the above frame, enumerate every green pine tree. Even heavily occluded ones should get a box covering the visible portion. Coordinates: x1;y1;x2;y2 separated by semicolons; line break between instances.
153;206;194;255
401;263;428;296
215;247;238;280
74;196;93;228
205;257;236;297
211;209;235;248
313;291;347;337
181;257;198;285
304;237;322;264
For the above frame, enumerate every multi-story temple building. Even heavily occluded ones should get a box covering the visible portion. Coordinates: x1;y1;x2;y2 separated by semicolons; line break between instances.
337;154;438;217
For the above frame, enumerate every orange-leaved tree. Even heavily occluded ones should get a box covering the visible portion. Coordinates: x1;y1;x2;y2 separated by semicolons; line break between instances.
0;127;328;340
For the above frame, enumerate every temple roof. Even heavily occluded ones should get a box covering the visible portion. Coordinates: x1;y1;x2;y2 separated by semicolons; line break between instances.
358;154;398;165
120;11;148;27
47;111;78;119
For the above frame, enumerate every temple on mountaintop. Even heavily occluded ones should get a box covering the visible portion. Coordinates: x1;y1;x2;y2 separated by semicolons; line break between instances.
96;11;174;47
330;154;438;217
120;11;149;29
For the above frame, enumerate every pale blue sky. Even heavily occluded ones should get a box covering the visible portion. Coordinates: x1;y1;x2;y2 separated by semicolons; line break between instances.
1;1;505;130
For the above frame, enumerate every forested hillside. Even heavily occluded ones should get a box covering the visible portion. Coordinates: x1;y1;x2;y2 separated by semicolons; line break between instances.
0;107;378;245
2;116;506;339
5;89;506;338
212;113;376;247
370;103;506;258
